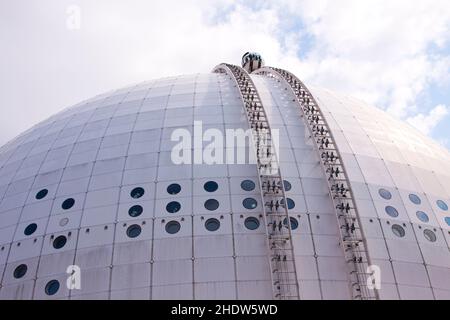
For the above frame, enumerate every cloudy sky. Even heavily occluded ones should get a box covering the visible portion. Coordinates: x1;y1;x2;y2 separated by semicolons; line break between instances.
1;0;449;149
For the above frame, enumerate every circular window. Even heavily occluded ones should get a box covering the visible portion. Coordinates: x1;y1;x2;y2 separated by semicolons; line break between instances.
130;187;145;199
205;218;220;232
167;184;181;195
166;201;181;213
204;181;219;193
244;217;260;230
409;194;421;205
378;189;392;200
13;264;28;279
165;221;181;234
61;198;75;210
59;218;69;227
204;199;220;211
53;235;67;249
24;223;37;236
437;200;449;211
283;180;292;192
283;217;299;231
281;198;296;210
445;217;450;226
385;206;399;218
416;211;429;223
35;189;48;200
126;224;142;238
423;229;437;243
128;205;143;217
241;180;255;192
45;280;60;296
392;224;406;238
243;198;258;210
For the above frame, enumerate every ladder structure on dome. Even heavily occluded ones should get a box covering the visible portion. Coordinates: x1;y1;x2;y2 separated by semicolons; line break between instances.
213;63;300;300
254;67;379;300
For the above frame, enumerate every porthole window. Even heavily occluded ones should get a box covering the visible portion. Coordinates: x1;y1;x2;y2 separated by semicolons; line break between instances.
385;206;399;218
392;224;406;238
165;221;181;234
53;235;67;249
204;199;220;211
283;217;299;231
241;180;255;192
35;189;48;200
281;198;296;210
126;224;142;238
13;264;28;279
61;198;75;210
283;180;292;192
130;187;145;199
166;201;181;213
24;223;37;236
205;218;220;232
204;181;219;193
437;200;449;211
244;217;260;230
445;217;450;226
45;280;60;296
243;198;258;210
416;211;429;223
128;205;143;217
409;194;421;205
423;229;437;243
378;189;392;200
167;184;181;195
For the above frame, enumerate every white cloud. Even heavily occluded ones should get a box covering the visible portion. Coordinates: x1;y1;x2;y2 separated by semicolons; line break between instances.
407;104;449;135
0;0;449;146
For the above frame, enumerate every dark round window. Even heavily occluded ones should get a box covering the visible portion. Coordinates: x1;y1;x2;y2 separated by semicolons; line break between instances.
53;235;67;249
437;200;448;211
126;224;142;238
205;218;220;232
204;199;220;211
409;194;421;205
378;188;392;200
244;217;260;230
166;201;181;213
204;181;219;192
445;217;450;226
165;221;181;234
241;180;255;192
283;217;299;231
130;187;145;199
283;180;292;192
35;189;48;200
423;229;437;242
13;264;28;279
243;198;258;210
416;211;429;223
24;223;37;236
167;184;181;195
392;224;405;238
61;198;75;210
281;198;296;210
385;206;399;218
128;205;143;217
45;280;60;296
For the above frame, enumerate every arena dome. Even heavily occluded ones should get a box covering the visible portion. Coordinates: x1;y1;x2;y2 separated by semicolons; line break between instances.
0;55;449;300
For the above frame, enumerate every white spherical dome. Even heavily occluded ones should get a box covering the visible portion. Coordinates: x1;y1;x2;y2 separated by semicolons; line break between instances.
0;66;449;300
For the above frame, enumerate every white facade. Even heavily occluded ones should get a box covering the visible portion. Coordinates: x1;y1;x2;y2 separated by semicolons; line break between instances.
0;70;449;300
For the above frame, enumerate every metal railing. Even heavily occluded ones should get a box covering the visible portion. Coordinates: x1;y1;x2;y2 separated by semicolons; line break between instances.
254;66;379;300
213;63;300;300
